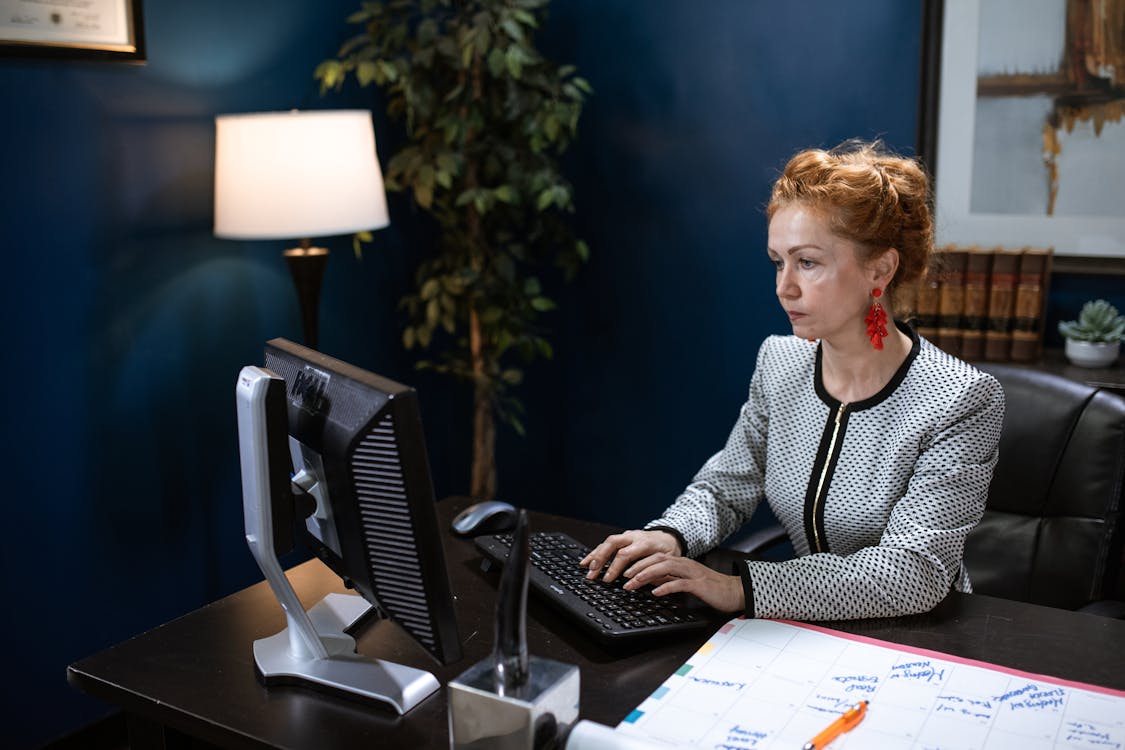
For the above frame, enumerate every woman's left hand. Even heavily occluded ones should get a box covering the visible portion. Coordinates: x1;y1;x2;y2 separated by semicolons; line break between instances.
622;553;745;613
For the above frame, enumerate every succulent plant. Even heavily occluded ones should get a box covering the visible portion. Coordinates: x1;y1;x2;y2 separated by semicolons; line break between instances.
1058;299;1125;343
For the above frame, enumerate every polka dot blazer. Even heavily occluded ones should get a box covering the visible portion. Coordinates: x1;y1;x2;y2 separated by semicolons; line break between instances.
646;324;1004;621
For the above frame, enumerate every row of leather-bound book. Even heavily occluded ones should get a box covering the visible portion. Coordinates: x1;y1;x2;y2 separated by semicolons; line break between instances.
899;245;1052;363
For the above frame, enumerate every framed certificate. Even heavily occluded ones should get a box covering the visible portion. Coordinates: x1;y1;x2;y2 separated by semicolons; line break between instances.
0;0;145;61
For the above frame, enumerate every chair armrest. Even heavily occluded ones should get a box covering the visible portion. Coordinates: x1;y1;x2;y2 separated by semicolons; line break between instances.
723;524;790;556
1077;599;1125;620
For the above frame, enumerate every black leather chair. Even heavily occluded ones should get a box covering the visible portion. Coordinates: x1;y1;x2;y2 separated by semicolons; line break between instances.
726;363;1125;617
968;363;1125;617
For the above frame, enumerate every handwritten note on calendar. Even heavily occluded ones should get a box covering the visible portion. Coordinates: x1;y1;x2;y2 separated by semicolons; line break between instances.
615;618;1125;750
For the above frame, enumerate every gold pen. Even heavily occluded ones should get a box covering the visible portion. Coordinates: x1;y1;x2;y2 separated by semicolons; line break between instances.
801;700;867;749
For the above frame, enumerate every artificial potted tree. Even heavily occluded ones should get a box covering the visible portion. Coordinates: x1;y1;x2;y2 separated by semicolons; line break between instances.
316;0;590;499
1058;299;1125;368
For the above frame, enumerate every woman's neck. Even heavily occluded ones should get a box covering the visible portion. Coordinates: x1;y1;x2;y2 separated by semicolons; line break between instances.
819;322;912;404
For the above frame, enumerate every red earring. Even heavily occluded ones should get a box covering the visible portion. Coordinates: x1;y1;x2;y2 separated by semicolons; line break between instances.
865;288;888;350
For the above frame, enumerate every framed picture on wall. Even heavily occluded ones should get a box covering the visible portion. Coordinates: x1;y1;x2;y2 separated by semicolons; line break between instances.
0;0;145;61
918;0;1125;273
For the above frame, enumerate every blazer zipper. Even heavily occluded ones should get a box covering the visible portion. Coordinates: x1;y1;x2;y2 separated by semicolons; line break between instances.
811;403;847;553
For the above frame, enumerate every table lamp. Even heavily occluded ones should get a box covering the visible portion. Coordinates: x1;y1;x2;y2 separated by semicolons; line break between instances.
214;109;389;350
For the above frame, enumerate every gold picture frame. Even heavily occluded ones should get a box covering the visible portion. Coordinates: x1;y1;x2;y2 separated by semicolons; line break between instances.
917;0;1125;275
0;0;145;62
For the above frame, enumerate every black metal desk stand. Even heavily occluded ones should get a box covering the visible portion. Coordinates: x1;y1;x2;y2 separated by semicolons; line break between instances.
448;510;581;749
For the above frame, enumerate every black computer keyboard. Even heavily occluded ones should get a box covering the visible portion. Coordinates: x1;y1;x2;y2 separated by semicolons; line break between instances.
475;530;713;644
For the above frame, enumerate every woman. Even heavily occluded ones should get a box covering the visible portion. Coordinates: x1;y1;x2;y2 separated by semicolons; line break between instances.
581;140;1004;621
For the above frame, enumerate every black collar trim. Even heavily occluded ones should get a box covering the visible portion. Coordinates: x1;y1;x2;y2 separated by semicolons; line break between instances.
814;321;920;411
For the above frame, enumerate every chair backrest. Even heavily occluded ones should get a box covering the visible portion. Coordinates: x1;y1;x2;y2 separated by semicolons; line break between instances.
967;364;1125;610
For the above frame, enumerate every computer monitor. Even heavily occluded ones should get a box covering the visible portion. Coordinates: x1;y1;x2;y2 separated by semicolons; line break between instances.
235;338;461;714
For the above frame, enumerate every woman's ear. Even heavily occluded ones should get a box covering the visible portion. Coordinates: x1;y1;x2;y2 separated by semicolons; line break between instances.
869;248;900;290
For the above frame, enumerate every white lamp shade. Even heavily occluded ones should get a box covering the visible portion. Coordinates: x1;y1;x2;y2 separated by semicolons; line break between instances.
214;110;390;240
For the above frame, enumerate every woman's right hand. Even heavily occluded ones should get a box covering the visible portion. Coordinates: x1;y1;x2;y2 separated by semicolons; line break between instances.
580;529;682;584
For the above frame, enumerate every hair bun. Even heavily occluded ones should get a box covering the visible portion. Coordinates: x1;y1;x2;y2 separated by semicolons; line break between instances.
768;140;934;296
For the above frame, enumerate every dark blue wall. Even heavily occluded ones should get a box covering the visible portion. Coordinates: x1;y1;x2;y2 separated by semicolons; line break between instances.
2;1;1121;747
0;2;415;746
509;0;927;530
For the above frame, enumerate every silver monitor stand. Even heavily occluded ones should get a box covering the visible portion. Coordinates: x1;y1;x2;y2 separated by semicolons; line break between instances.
235;365;440;714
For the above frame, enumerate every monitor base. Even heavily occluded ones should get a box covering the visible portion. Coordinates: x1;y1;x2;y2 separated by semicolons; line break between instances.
254;592;440;715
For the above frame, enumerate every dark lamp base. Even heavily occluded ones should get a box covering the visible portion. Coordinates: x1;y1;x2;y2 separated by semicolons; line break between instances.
283;243;329;351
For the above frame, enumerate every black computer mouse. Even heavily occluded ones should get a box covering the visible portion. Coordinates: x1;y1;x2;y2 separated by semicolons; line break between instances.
450;500;519;537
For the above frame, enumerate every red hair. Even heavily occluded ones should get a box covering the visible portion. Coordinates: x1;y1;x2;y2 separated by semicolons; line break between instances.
767;140;934;303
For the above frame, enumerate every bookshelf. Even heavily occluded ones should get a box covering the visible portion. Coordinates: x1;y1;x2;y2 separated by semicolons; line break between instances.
911;245;1125;397
909;245;1053;364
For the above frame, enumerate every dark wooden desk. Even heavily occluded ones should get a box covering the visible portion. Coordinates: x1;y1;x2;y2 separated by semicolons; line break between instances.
997;347;1125;397
69;496;1125;749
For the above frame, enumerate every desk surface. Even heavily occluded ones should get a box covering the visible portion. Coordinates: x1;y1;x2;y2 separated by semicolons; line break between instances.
69;496;1125;750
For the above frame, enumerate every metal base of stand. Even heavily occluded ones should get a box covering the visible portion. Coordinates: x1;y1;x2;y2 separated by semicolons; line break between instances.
448;655;580;750
254;592;440;715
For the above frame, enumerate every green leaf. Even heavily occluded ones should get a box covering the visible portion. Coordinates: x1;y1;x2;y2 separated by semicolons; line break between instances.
420;278;441;300
488;47;506;77
436;36;457;59
386;149;415;176
576;239;590;261
377;59;399;83
495;329;514;353
530;297;556;312
403;327;416;349
443;119;461;144
356;60;378;86
475;26;492;55
513;9;538;27
352;230;373;259
536;189;553;210
494;184;515;203
338;33;370;58
314;60;345;91
345;7;372;24
501;369;524;385
505;46;523;78
501;18;524;42
415;182;433;209
443;82;465;102
436;153;458;174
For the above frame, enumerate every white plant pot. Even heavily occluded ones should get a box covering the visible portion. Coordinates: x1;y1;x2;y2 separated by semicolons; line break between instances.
1065;338;1121;368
